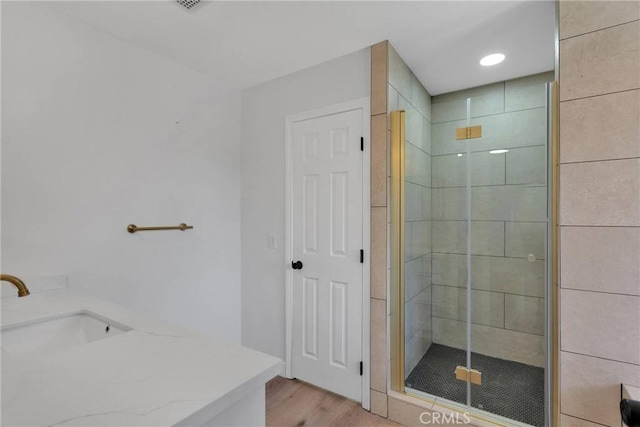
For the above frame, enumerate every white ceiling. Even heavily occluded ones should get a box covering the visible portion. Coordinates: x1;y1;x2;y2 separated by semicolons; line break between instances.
44;1;555;95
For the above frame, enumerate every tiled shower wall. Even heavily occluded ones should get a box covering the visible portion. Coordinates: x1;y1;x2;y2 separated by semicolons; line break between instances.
429;72;553;367
558;1;640;426
386;45;433;377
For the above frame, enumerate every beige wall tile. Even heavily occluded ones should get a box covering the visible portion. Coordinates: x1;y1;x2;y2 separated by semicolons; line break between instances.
560;351;640;426
505;71;555;112
432;317;545;366
432;221;504;257
371;113;387;207
388;44;412;102
432;253;545;297
431;108;547;156
505;221;546;260
560;159;640;226
371;42;388;116
560;89;640;163
561;289;640;365
370;389;388;418
431;285;505;328
560;21;640;101
388;395;433;427
504;294;544;335
623;383;640;400
561;226;640;295
371;207;387;300
371;298;387;393
506;145;546;185
559;0;640;40
432;151;505;188
559;414;607;427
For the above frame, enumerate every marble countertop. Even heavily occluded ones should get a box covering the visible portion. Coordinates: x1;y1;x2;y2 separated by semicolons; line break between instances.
1;289;283;426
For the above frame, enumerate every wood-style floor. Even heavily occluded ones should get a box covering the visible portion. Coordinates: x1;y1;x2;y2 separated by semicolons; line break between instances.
266;376;402;427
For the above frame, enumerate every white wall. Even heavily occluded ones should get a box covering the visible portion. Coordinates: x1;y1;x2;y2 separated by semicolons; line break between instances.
241;48;370;359
1;2;242;343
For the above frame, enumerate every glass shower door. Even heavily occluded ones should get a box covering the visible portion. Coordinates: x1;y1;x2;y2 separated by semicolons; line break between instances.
399;77;551;427
466;84;549;427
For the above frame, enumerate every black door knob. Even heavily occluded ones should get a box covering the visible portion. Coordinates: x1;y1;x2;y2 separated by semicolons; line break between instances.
291;260;303;270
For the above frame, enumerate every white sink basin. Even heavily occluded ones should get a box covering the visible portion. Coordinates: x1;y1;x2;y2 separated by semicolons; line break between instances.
1;311;132;359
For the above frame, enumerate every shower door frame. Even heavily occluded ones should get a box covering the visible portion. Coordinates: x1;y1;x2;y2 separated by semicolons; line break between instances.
388;81;559;426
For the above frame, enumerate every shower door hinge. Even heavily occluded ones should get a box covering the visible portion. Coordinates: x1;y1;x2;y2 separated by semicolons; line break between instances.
360;136;364;151
455;125;482;140
455;366;482;385
360;361;363;376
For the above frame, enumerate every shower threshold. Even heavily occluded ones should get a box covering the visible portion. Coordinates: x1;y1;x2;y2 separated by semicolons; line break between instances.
405;344;544;427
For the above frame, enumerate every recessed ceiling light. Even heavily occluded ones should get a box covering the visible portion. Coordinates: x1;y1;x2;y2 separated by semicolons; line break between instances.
490;149;509;154
480;53;505;66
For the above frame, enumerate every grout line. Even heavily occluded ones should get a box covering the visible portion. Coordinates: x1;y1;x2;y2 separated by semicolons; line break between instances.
559;18;640;42
431;106;546;125
560;226;640;228
431;283;544;300
560;87;640;103
559;413;608;427
560;287;640;298
431;315;545;338
431;183;546;189
560;156;640;166
560;224;640;228
432;220;548;224
560;350;640;367
503;221;506;258
503;292;506;329
431;144;547;158
430;251;546;260
503;81;506;112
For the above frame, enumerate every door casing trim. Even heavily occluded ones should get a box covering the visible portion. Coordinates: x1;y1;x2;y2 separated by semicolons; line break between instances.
284;97;371;410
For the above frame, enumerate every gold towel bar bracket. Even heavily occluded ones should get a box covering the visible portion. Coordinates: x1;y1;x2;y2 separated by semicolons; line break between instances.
127;223;194;233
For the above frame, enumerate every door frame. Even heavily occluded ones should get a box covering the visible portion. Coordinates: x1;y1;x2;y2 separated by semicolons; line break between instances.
284;97;371;410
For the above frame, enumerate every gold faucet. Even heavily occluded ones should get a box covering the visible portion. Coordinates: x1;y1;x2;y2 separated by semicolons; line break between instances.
1;274;30;297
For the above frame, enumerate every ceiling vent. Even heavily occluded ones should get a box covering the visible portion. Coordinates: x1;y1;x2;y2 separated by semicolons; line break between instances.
176;0;205;11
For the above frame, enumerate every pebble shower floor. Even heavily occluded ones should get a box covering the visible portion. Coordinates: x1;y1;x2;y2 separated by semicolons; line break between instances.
405;344;545;426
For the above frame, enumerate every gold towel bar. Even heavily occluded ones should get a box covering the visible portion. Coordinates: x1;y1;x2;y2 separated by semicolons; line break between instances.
127;223;193;233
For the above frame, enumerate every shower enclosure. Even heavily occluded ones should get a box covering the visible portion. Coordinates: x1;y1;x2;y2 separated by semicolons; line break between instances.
390;75;555;427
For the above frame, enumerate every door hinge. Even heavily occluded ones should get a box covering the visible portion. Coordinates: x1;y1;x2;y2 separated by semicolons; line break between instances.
360;361;363;376
360;136;364;151
455;366;482;385
360;249;364;263
455;125;482;140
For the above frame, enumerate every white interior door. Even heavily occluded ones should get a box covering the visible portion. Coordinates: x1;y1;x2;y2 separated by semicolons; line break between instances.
290;107;364;402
